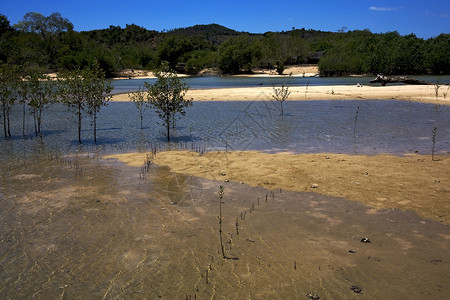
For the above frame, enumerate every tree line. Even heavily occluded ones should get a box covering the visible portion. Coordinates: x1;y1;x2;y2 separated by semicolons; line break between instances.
0;61;112;143
0;61;190;143
1;12;449;77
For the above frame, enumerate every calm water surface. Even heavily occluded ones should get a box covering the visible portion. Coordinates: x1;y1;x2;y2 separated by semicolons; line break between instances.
1;100;449;162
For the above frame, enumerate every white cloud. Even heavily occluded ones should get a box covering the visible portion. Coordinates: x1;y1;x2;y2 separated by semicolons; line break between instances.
369;6;401;12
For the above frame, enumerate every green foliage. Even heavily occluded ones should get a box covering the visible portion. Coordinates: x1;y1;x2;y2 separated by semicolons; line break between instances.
217;35;260;74
14;12;74;68
57;61;112;143
0;11;448;76
128;86;147;129
272;83;290;116
23;68;55;136
157;36;194;69
144;64;191;141
0;66;20;138
184;50;215;74
426;34;450;74
0;14;13;37
276;61;285;75
85;61;113;143
432;127;437;161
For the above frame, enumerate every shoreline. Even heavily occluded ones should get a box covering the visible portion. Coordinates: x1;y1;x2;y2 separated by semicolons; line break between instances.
110;65;320;80
105;150;450;225
112;84;450;105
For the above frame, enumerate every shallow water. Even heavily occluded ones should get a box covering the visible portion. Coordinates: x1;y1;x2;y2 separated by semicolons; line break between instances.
0;155;449;299
1;100;449;162
1;100;449;298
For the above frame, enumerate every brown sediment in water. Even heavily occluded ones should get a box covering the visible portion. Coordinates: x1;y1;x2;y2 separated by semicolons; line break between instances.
106;151;450;225
1;154;449;299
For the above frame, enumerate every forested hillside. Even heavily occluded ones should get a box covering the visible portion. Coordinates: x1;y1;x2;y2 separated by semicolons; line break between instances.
1;12;449;77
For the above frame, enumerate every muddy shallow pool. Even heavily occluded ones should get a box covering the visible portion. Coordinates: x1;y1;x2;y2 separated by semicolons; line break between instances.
0;154;449;299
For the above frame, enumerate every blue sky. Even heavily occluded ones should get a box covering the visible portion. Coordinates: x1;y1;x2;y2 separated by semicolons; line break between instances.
1;0;449;38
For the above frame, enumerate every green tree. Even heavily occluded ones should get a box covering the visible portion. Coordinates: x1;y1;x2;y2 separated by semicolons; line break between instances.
0;14;13;37
217;35;260;74
27;70;55;137
14;12;73;67
426;34;450;74
17;70;31;136
157;36;194;69
128;86;147;129
145;64;191;142
0;14;16;65
272;83;290;116
57;64;111;144
57;68;86;144
0;66;19;138
84;62;113;144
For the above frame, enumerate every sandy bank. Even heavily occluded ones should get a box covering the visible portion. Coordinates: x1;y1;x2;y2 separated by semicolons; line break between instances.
111;65;319;79
113;84;450;105
105;151;450;225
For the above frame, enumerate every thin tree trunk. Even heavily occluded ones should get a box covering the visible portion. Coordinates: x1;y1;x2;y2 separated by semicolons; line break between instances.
2;105;6;138
34;108;38;136
22;102;26;136
6;110;11;137
166;112;170;142
94;110;97;144
78;103;82;144
37;107;42;136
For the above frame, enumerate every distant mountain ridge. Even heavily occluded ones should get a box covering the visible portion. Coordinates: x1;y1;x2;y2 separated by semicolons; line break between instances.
168;23;242;36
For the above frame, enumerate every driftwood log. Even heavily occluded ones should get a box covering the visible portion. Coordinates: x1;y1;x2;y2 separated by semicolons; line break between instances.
370;74;434;86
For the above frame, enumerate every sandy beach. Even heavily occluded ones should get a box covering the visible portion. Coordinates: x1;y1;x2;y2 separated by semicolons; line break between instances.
113;83;450;105
111;64;450;105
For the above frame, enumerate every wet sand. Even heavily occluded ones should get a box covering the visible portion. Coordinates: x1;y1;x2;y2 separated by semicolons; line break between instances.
107;151;450;225
1;154;449;299
113;84;450;105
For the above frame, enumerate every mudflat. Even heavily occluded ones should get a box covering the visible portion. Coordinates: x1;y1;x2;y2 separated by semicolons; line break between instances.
3;153;449;299
107;150;450;225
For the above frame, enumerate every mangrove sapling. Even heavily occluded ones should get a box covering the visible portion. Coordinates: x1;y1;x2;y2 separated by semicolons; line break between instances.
85;62;113;144
17;75;31;137
432;127;437;161
354;106;360;137
145;63;191;142
128;86;147;129
305;81;310;98
218;185;225;258
272;83;290;116
28;72;55;138
434;82;440;100
443;86;449;99
0;66;19;138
